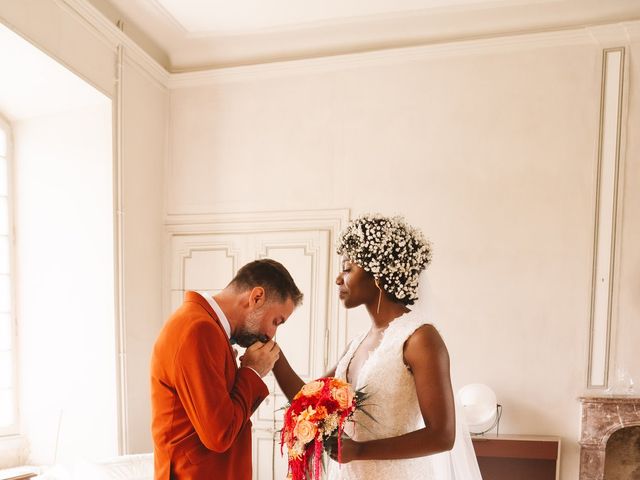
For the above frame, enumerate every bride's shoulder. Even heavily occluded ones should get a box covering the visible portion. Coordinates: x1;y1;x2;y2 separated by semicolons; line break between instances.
403;323;448;357
403;323;449;375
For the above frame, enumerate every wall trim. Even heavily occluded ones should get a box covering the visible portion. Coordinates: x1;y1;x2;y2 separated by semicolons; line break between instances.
586;47;626;389
112;44;129;454
165;209;350;229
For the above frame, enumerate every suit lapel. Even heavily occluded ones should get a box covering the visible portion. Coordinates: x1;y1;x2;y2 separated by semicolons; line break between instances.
184;291;238;369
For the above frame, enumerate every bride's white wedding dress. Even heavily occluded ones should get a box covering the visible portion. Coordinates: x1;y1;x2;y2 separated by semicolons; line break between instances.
327;310;483;480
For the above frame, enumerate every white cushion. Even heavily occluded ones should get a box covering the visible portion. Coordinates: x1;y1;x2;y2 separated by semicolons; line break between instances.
39;454;154;480
79;454;153;480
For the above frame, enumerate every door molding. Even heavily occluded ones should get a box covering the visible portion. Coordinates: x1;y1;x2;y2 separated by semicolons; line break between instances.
164;208;351;364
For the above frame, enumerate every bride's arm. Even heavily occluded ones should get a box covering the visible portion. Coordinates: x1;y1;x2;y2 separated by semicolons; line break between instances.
272;346;347;402
272;352;305;402
332;324;456;462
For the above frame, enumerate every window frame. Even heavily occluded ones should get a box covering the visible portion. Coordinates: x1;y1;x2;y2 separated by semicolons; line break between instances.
0;113;18;437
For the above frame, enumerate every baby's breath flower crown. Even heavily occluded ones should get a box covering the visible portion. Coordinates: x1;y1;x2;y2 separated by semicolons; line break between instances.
337;214;432;305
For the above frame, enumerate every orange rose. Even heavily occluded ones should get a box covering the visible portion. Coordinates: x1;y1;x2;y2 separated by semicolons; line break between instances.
294;419;317;444
330;378;348;389
301;380;324;396
332;385;355;409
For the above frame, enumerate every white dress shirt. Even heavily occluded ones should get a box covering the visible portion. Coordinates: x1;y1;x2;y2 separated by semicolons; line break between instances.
197;291;264;381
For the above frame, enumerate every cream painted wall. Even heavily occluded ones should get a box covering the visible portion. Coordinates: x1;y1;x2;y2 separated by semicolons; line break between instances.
1;0;167;457
168;34;639;478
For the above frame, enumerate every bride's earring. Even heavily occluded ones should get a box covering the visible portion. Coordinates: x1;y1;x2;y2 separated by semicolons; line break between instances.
375;279;383;314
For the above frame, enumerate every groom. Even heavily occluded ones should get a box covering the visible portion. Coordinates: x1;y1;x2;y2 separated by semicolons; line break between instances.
151;259;303;480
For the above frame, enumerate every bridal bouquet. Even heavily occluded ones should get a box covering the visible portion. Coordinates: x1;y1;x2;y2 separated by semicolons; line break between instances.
281;377;367;480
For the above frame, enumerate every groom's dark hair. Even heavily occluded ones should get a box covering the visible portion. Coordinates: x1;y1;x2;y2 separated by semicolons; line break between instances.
229;259;303;306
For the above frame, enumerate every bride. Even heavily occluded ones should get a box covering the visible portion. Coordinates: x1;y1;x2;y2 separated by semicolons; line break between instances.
273;214;482;479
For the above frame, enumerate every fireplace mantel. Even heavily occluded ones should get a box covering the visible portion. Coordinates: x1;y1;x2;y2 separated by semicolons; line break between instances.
579;396;640;480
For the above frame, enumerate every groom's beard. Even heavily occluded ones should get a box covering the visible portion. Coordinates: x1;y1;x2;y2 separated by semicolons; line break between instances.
234;332;268;348
232;310;268;348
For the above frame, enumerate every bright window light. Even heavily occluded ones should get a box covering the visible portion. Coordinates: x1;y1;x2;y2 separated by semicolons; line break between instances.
0;129;6;156
0;118;16;435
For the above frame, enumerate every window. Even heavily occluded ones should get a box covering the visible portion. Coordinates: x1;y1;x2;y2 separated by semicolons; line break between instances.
0;116;17;436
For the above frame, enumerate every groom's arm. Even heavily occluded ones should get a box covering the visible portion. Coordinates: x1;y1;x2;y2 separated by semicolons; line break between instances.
174;320;269;452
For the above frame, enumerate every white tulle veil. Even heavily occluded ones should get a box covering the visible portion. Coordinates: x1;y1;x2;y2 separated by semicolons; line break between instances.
411;271;483;480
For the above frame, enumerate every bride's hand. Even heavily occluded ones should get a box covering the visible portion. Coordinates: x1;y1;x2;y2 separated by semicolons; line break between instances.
326;437;361;464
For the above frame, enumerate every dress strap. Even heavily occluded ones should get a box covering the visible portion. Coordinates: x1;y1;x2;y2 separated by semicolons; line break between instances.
334;331;367;382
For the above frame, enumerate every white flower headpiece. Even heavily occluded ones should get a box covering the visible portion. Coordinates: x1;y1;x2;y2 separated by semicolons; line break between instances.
337;214;432;305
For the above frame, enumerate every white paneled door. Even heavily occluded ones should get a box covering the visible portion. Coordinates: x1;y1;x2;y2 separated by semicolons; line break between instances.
167;211;348;479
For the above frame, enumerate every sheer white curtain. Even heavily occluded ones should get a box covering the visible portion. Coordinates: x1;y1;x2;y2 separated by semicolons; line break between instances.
413;272;483;480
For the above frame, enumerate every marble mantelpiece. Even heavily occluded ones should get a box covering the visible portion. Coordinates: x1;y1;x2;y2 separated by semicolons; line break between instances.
579;396;640;480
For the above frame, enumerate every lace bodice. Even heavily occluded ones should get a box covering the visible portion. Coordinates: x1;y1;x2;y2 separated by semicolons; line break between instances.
327;311;436;479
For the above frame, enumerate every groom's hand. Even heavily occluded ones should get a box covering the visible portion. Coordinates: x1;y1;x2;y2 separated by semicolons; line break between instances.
240;340;280;377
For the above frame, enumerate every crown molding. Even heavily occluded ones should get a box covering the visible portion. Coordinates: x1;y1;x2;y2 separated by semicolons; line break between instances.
21;1;640;90
99;0;637;73
143;0;188;35
59;0;170;88
169;25;597;88
624;21;640;41
587;21;638;46
168;19;640;88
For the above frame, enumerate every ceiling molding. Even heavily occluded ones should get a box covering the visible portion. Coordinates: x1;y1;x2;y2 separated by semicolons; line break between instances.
143;0;188;34
92;0;640;72
22;2;640;91
623;21;640;42
167;22;638;88
587;22;638;46
166;0;559;38
61;0;170;88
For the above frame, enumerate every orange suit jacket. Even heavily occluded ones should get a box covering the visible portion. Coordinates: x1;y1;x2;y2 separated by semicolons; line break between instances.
151;291;269;480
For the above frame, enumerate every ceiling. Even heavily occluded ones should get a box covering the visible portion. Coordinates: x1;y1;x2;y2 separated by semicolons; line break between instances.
88;0;640;72
111;0;515;34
